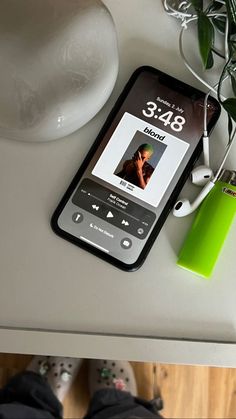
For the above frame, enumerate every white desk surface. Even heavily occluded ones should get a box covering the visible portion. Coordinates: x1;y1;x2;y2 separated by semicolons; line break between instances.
0;0;236;366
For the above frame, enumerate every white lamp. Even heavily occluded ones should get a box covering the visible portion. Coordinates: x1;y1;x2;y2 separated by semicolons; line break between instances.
0;0;119;142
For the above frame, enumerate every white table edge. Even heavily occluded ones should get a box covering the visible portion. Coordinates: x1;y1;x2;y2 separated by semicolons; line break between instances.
0;326;236;367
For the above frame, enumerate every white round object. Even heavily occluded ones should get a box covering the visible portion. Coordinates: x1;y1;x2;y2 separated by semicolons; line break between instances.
191;165;213;186
0;0;119;142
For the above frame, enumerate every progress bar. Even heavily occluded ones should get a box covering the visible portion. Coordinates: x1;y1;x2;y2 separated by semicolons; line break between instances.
80;236;109;253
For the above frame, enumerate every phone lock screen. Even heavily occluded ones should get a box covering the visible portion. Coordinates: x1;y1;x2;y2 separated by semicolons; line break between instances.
51;66;220;271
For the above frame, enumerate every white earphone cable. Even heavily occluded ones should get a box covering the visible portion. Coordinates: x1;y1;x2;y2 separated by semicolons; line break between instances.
214;129;236;181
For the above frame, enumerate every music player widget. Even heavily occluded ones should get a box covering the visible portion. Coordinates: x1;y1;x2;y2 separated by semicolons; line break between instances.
72;179;156;239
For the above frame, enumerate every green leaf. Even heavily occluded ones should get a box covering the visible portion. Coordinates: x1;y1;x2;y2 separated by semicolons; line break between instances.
230;35;236;51
212;16;226;33
189;0;203;11
198;12;215;69
222;98;236;121
229;35;236;58
230;71;236;95
225;0;236;34
206;50;214;68
228;114;233;139
225;0;236;24
209;1;224;12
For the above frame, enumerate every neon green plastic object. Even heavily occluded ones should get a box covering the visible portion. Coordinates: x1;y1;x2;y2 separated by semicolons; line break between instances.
177;178;236;279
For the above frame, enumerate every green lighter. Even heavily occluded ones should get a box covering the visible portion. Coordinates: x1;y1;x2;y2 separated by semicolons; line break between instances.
177;169;236;278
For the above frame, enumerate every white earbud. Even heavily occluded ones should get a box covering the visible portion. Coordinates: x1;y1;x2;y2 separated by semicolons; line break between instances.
173;180;215;217
174;131;236;217
190;164;213;186
190;136;213;186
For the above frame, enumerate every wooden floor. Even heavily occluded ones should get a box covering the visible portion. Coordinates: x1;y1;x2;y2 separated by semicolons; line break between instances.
0;353;236;418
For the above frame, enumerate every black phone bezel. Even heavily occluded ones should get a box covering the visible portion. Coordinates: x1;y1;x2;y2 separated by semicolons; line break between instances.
51;66;221;272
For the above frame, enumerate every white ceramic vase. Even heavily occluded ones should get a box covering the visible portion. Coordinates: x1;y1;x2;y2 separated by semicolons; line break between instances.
0;0;119;142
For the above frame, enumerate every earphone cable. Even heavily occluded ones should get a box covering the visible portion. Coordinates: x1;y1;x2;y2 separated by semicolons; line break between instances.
214;128;236;182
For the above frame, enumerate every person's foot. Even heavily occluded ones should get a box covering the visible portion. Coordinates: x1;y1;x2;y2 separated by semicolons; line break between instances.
89;359;137;397
27;355;82;401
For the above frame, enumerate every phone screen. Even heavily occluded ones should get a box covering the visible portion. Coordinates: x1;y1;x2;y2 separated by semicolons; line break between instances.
53;67;220;270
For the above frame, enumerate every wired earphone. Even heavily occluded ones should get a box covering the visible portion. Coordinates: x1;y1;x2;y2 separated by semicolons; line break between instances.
173;134;236;216
163;0;236;217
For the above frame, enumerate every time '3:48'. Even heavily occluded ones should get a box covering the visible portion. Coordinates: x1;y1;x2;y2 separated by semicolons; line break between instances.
142;101;186;132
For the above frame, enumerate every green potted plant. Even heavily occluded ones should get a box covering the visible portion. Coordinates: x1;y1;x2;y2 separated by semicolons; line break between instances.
163;0;236;144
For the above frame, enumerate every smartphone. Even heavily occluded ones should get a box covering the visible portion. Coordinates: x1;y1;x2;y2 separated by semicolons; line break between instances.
51;66;220;271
